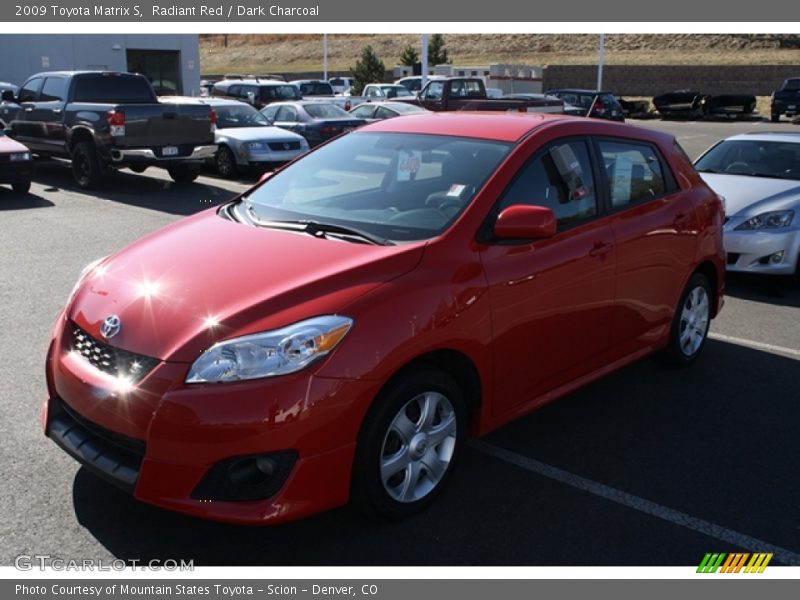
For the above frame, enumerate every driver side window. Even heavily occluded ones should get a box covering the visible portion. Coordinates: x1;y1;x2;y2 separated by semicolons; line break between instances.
499;139;598;230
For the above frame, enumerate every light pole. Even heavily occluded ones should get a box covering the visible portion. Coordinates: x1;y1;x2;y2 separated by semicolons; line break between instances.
421;34;429;88
597;33;605;91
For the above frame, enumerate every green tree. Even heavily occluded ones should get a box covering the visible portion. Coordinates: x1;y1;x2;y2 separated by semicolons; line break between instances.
350;45;386;95
428;34;449;65
399;45;419;67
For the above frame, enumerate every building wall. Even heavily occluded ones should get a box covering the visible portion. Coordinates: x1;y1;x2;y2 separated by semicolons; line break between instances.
0;34;201;95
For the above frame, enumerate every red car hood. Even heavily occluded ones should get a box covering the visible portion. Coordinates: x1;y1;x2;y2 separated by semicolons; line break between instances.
69;209;425;362
0;134;30;153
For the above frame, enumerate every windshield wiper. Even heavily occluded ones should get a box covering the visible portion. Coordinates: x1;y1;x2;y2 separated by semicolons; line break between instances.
247;215;393;246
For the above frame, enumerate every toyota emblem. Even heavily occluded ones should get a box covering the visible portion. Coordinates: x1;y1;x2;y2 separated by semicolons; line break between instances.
283;142;290;150
100;315;122;339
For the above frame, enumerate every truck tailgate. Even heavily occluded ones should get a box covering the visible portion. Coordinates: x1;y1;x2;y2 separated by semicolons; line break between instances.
112;104;213;148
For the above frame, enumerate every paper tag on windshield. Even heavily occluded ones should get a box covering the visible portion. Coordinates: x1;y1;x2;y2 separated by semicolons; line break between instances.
397;150;422;181
447;184;467;197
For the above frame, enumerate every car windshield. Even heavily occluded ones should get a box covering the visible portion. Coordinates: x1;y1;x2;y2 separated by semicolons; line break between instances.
694;139;800;180
215;104;271;128
305;103;351;119
243;132;512;242
782;79;800;91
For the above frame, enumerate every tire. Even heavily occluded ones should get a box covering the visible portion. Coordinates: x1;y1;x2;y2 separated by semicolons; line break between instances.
129;165;147;174
11;179;31;194
167;163;200;184
771;112;780;123
351;366;466;519
215;145;238;179
71;141;105;189
659;273;712;367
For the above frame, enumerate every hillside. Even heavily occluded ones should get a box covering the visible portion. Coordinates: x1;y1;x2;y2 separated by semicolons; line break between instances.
200;33;800;75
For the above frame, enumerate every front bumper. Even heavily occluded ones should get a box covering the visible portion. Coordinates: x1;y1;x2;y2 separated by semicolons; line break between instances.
43;318;379;524
0;158;33;184
238;148;305;167
723;223;800;275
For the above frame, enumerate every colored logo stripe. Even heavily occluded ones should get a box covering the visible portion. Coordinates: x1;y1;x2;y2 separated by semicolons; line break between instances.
697;553;773;573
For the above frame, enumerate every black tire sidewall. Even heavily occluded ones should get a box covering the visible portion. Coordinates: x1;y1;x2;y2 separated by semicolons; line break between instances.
215;146;236;178
352;366;466;519
71;142;102;189
664;273;712;366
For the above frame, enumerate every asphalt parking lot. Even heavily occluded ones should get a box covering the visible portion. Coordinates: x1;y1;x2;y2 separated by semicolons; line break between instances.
1;119;798;567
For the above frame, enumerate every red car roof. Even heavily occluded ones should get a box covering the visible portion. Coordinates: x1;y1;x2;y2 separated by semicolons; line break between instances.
360;111;573;142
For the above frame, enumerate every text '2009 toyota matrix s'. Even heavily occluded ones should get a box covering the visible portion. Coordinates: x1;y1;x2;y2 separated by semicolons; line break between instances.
43;112;725;524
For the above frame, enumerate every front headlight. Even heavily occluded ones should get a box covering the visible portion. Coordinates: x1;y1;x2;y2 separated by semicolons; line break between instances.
734;210;794;230
186;315;353;383
10;152;31;161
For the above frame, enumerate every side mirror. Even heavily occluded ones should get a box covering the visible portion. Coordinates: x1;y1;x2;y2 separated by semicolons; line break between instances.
493;204;556;239
1;90;15;103
246;91;256;103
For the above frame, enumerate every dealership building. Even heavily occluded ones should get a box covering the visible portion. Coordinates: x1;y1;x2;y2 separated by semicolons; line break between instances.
0;34;202;95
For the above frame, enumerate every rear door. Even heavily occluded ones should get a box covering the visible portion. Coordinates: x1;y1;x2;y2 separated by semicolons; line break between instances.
481;137;617;415
9;76;44;146
597;137;698;354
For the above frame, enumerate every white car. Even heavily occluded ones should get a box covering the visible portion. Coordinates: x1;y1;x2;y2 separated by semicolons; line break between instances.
695;132;800;276
160;97;309;179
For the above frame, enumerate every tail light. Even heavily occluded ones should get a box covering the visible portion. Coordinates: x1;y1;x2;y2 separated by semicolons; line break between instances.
319;126;338;135
344;101;351;111
210;109;217;132
107;110;125;137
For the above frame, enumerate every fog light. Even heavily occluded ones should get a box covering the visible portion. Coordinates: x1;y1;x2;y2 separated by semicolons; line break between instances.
191;450;297;501
769;251;785;264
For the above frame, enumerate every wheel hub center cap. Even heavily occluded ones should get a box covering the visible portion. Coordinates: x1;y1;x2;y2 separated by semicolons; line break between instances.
409;433;429;460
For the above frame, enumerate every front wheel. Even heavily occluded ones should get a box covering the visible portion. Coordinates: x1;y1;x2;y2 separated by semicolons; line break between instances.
351;366;466;519
659;273;712;366
215;145;238;179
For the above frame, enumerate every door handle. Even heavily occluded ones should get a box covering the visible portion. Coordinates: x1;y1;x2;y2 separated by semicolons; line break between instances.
589;241;613;257
52;109;62;114
24;107;33;112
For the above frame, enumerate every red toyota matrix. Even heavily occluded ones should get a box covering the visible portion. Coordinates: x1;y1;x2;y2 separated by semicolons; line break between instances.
44;113;725;524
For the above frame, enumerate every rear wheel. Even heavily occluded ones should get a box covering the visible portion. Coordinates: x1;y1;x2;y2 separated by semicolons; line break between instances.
659;273;712;366
352;366;465;519
71;141;105;189
215;146;238;179
129;165;147;174
167;163;200;184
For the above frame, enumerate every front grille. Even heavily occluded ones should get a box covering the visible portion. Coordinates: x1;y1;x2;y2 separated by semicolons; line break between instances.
268;141;301;151
727;252;740;265
71;324;159;383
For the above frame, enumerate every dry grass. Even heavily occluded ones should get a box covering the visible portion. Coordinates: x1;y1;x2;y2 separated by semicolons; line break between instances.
200;34;800;75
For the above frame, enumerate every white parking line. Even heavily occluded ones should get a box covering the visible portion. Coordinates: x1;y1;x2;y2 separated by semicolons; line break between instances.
708;332;800;360
469;440;800;566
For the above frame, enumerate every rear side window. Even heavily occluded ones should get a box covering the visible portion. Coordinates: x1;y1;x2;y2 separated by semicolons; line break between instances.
275;106;298;121
499;139;598;229
598;140;669;208
73;75;155;103
261;85;300;101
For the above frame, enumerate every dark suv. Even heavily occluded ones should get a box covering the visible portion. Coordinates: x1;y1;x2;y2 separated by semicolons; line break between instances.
770;77;800;122
211;79;301;110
